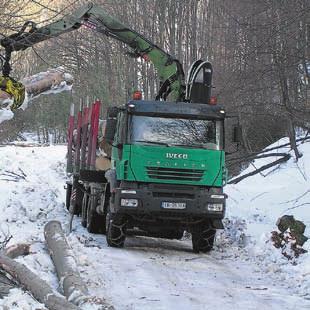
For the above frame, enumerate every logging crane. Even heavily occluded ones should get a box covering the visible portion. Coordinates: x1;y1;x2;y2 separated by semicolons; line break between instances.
0;2;240;253
0;2;186;108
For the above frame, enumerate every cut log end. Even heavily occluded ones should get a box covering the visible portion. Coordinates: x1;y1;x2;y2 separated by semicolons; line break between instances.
4;243;31;259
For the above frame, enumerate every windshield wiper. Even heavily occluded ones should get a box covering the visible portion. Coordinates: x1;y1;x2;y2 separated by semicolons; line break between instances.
172;143;207;149
134;140;170;147
173;143;219;150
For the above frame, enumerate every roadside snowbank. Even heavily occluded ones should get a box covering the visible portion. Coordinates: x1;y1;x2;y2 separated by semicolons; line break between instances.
224;137;310;298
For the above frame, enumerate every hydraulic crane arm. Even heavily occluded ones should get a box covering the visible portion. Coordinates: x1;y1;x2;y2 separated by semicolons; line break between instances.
1;2;185;107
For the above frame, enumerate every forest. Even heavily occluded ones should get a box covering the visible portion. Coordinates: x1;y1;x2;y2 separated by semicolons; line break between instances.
0;2;310;309
0;0;309;153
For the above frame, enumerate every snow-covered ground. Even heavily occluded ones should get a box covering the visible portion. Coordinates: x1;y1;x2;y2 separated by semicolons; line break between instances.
0;137;309;309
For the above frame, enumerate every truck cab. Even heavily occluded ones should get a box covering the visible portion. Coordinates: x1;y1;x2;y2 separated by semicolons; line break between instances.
103;100;227;252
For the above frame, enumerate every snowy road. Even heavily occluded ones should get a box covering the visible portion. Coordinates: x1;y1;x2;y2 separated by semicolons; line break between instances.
70;230;309;310
0;143;309;309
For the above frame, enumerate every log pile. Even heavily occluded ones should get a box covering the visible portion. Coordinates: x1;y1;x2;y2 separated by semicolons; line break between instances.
0;221;113;309
0;244;79;310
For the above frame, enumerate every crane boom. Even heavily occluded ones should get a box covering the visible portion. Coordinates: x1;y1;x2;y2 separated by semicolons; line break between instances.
0;2;185;105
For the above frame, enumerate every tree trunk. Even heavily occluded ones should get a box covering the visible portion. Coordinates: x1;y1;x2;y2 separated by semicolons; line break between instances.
44;221;114;309
228;153;291;184
0;68;73;106
0;252;78;310
288;119;302;160
44;221;89;306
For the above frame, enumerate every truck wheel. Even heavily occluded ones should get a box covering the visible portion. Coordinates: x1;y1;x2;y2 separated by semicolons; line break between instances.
98;192;109;234
86;194;105;234
106;207;126;248
81;193;88;228
65;182;72;211
192;225;216;253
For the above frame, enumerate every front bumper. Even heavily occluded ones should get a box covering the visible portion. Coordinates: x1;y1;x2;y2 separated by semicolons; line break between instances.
111;183;226;221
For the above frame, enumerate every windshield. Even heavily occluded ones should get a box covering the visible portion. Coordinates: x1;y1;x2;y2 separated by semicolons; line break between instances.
128;115;223;150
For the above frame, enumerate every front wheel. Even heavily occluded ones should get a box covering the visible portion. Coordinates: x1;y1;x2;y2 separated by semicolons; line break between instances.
192;224;216;253
106;205;126;248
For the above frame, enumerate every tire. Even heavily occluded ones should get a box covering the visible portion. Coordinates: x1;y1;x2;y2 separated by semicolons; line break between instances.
75;185;83;215
192;224;216;253
65;182;72;211
81;192;88;228
99;192;108;234
106;203;126;248
86;194;105;234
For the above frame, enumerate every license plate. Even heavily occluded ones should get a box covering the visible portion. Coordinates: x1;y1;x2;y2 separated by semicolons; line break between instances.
161;202;186;210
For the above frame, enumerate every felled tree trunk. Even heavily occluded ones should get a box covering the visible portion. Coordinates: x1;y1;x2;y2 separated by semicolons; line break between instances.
44;221;90;306
228;153;291;184
0;244;30;298
0;68;73;104
0;271;15;298
0;67;73;124
4;243;30;259
44;221;113;309
22;67;73;99
0;247;78;310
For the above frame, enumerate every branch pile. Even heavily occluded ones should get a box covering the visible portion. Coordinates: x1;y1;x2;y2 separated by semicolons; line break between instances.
271;215;308;261
228;135;310;184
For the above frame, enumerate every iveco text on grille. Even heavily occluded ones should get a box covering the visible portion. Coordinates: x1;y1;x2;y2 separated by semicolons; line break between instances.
166;153;188;159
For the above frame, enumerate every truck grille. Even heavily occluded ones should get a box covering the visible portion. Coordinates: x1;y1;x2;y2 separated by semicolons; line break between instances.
153;192;195;199
146;166;204;181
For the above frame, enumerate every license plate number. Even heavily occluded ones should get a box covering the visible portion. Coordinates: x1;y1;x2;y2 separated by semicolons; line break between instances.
161;202;186;209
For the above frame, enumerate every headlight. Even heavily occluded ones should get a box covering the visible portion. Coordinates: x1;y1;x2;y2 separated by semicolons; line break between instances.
121;198;138;207
207;203;223;212
121;190;136;194
211;194;225;199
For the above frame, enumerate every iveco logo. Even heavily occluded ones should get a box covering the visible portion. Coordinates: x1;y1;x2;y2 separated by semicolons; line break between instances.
166;153;188;159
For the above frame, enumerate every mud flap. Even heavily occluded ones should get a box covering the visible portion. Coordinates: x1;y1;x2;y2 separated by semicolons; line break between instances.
69;176;83;215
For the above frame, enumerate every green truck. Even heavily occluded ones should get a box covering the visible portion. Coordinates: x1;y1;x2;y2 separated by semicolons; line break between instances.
101;99;230;252
1;2;240;252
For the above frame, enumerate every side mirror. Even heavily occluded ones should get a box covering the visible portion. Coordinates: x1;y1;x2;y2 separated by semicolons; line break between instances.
105;118;117;144
224;117;242;154
233;125;242;143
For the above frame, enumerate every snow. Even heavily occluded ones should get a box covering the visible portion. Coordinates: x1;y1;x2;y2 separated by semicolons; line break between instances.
0;289;45;309
0;107;14;123
224;137;310;299
0;136;309;309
